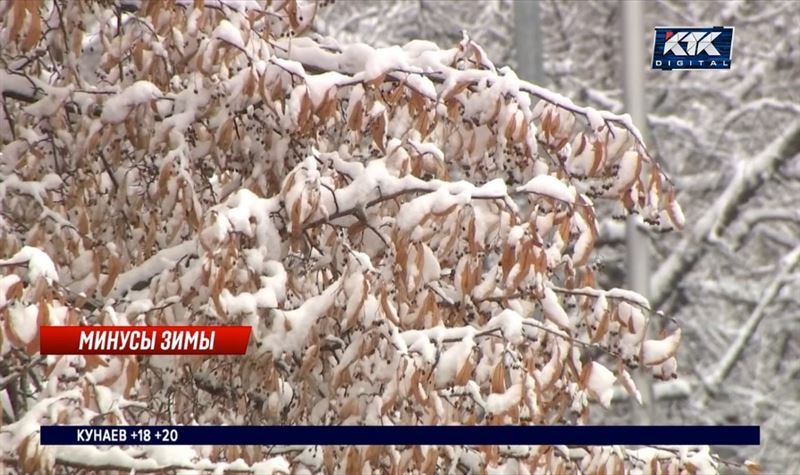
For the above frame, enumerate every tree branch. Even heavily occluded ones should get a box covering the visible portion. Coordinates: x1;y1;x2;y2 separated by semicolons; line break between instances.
652;120;800;309
705;243;800;395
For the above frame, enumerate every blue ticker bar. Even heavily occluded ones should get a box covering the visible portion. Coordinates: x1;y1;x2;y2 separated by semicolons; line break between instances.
40;425;760;446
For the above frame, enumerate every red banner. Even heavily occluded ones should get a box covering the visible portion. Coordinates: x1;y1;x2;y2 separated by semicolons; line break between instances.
40;326;251;355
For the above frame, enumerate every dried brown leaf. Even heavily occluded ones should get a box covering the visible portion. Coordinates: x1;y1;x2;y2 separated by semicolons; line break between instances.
491;360;506;394
345;446;362;475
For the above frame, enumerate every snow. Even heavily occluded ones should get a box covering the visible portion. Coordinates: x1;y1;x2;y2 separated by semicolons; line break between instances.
270;57;307;79
405;73;437;100
610;150;640;194
220;289;258;315
566;134;595;177
652;356;678;380
486;309;524;345
0;174;50;205
251;457;292;474
56;446;161;471
52;449;294;474
419;244;441;284
101;81;163;123
0;246;59;283
407;334;437;364
471;266;498;300
110;240;197;299
225;205;254;236
535;344;564;391
607;113;645;149
585;107;606;132
585;362;616;408
40;173;63;190
222;190;282;253
1;389;82;448
212;19;245;50
337;42;376;73
304;71;349;107
7;302;38;344
363;45;413;82
408;139;444;162
572;212;594;265
0;70;44;103
402;39;441;57
605;288;651;310
434;333;476;387
23;85;72;118
592;293;608;323
395;187;470;232
485;383;522;416
642;329;682;366
93;384;116;414
267;380;294;414
681;446;718;474
541;287;570;329
258;280;341;356
507;225;525;246
517;174;576;204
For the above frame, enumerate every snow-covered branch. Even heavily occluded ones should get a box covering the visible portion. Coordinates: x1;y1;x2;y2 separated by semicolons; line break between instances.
705;244;800;394
652;120;800;308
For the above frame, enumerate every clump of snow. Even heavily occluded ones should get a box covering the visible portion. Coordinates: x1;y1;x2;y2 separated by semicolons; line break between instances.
434;332;476;388
212;20;245;50
485;384;523;416
584;107;605;132
610;150;640;194
486;309;524;345
101;81;163;123
517;174;576;204
8;300;39;343
363;45;412;82
258;280;341;356
605;288;651;310
250;457;291;474
304;71;349;108
585;362;616;408
541;287;570;329
642;329;682;366
0;246;59;283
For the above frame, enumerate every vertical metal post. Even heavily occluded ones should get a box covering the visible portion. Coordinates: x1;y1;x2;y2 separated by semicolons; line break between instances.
622;0;655;423
514;0;544;85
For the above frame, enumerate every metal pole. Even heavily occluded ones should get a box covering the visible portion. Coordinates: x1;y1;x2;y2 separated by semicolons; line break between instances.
621;0;655;423
514;0;544;85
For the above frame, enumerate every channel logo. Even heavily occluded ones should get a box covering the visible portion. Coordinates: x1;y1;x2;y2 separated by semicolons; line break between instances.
652;26;734;70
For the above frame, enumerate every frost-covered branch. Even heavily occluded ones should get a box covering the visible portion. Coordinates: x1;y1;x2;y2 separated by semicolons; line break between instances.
705;244;800;394
652;120;800;308
109;240;198;299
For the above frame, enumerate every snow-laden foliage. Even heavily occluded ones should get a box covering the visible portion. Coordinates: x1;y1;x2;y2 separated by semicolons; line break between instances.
0;1;711;473
322;1;800;472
